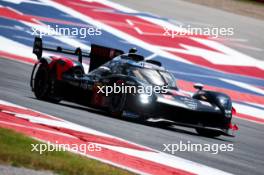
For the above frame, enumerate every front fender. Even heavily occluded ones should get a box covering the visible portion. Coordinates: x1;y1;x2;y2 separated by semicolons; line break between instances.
193;90;232;116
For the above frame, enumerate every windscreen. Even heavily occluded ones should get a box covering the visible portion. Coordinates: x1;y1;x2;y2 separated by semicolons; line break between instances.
130;67;177;88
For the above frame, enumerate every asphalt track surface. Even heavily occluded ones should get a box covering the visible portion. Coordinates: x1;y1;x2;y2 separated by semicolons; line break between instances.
112;0;264;61
0;57;264;175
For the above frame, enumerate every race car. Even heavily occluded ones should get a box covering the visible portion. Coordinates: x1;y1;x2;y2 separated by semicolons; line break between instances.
30;37;238;137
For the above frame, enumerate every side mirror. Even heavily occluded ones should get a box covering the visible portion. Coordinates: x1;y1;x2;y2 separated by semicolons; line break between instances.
194;83;204;91
129;47;137;53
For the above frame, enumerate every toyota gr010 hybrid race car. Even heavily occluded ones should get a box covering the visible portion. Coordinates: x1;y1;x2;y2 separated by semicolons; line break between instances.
30;37;238;138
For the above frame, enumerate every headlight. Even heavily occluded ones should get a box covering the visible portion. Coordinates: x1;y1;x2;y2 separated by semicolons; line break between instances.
217;96;228;107
139;94;151;104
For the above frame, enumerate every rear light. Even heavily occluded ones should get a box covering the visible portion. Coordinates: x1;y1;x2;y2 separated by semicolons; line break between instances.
229;123;239;131
233;124;239;130
232;107;236;116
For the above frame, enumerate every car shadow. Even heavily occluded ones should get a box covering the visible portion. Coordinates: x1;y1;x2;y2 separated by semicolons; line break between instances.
138;122;229;142
29;97;233;142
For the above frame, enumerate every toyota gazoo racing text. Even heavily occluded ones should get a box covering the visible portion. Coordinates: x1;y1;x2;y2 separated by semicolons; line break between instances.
30;37;238;138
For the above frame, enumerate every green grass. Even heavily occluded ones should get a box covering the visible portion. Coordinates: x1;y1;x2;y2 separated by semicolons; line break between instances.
0;127;135;175
236;0;264;5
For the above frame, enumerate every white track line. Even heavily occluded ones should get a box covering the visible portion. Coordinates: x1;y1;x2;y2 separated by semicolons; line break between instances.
40;0;192;64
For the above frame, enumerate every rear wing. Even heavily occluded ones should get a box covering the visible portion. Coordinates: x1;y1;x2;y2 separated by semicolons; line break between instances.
32;37;124;71
33;37;89;63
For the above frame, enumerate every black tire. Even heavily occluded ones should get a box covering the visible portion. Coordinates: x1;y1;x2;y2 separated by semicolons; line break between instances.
195;128;222;138
109;93;126;118
157;121;172;128
33;63;60;103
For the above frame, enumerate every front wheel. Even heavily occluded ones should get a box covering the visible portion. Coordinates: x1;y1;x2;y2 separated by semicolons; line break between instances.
109;93;126;118
195;128;222;138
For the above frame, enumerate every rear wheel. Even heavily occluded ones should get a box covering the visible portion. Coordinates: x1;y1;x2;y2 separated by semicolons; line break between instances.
195;128;222;138
34;63;60;103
